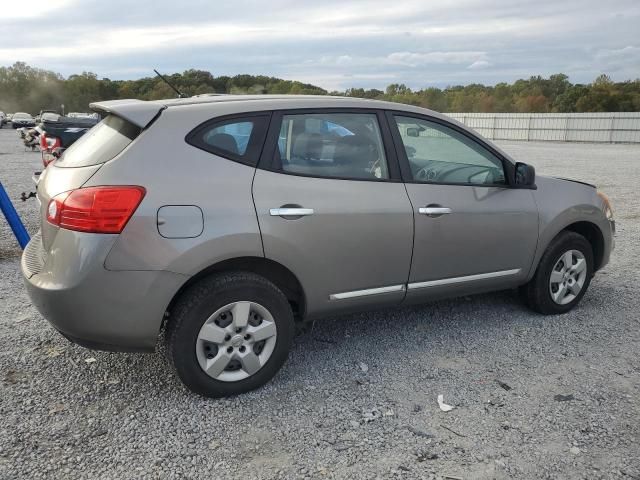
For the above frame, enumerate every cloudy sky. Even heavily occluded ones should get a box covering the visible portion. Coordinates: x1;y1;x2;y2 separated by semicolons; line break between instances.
1;0;638;90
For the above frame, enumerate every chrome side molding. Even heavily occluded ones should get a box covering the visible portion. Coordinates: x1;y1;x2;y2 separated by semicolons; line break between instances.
329;269;521;300
329;284;406;300
408;269;521;290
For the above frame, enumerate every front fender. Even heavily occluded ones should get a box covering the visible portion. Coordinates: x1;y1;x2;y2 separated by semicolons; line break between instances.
526;176;612;280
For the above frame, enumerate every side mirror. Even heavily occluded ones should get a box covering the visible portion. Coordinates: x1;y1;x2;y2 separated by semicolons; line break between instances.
406;127;420;137
515;162;536;187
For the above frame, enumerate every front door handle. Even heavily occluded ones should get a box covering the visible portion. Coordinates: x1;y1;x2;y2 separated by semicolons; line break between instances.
418;206;452;217
270;207;314;218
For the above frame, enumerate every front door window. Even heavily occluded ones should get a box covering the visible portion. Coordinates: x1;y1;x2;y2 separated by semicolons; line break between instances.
393;115;505;185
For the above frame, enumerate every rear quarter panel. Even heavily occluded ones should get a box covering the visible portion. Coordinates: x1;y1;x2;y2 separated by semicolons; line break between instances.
94;105;264;274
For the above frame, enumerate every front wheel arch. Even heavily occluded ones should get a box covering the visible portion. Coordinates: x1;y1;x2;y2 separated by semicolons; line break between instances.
563;221;605;271
530;220;605;281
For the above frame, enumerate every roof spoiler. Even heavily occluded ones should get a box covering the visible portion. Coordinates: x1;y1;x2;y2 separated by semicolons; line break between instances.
89;99;166;129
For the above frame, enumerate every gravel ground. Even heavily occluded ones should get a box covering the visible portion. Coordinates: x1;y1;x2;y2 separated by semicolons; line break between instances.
0;124;639;480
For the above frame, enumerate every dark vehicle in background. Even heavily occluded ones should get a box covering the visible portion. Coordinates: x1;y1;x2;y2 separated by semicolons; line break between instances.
11;112;36;128
39;114;99;167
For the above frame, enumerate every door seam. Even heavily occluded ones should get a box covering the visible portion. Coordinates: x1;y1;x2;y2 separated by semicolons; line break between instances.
250;167;266;258
401;182;416;303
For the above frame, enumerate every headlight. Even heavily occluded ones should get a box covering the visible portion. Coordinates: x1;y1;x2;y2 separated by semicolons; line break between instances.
597;191;614;221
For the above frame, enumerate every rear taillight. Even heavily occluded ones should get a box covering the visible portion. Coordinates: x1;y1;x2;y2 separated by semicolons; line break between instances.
40;133;61;167
46;186;146;234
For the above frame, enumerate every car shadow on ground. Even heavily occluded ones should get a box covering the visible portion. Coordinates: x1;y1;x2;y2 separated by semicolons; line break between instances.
69;289;539;397
21;278;620;402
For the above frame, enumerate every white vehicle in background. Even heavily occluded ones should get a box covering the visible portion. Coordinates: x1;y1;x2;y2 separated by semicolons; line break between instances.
0;111;6;127
67;112;99;120
40;112;62;123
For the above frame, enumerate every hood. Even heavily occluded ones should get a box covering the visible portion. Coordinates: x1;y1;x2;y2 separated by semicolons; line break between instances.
548;176;596;189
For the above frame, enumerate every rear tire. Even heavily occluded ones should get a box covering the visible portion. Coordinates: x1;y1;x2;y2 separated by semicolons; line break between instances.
523;231;594;315
166;271;294;397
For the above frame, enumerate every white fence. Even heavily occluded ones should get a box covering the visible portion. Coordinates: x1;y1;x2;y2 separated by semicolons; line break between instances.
446;113;640;144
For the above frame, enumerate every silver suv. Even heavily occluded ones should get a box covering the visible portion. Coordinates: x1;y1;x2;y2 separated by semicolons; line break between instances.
22;95;615;397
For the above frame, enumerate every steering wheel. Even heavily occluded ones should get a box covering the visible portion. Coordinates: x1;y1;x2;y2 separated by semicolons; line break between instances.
415;166;437;182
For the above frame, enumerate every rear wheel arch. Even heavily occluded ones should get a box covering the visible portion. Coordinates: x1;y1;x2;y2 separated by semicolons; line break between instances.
165;256;306;324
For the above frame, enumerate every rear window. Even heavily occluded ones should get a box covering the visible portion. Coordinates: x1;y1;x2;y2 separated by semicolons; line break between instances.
56;115;140;168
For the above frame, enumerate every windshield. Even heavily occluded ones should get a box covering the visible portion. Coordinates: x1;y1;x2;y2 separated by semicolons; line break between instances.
14;113;32;119
56;114;141;168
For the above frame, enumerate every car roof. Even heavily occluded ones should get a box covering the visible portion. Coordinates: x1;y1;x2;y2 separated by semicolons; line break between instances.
153;94;439;114
91;95;446;128
89;95;517;165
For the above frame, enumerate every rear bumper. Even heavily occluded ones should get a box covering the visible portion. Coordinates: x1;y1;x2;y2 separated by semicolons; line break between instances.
22;230;188;352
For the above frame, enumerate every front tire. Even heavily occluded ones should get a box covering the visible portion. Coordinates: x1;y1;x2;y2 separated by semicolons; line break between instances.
523;231;594;315
166;272;294;397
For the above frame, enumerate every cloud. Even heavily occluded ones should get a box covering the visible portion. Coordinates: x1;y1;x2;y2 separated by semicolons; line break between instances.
468;60;490;70
387;51;487;67
0;0;638;90
595;45;640;61
592;45;640;76
2;0;76;19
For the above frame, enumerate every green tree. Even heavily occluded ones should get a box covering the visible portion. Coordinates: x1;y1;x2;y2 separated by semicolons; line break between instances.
2;63;640;115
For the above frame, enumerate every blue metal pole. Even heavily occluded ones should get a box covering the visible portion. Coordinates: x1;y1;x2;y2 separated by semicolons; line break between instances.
0;181;30;249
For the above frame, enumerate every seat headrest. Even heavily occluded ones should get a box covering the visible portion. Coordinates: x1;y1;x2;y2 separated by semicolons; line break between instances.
333;135;375;165
206;133;239;155
291;132;323;161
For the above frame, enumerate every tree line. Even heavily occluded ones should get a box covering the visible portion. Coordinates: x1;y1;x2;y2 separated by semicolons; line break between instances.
1;62;639;115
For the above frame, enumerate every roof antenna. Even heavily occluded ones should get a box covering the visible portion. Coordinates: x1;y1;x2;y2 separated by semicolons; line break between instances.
153;69;187;98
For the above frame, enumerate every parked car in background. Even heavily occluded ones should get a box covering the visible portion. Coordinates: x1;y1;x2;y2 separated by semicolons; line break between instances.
67;112;99;120
11;112;36;128
40;112;61;123
22;95;615;398
35;109;58;123
0;112;6;126
38;114;99;167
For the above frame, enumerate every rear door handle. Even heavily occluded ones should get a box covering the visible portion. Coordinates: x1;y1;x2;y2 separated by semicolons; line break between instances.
270;207;314;217
418;206;452;217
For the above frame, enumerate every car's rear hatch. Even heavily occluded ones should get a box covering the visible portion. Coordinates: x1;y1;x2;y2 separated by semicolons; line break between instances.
36;100;164;253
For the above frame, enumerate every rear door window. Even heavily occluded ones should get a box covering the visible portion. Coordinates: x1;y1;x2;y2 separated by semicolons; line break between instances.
56;115;140;168
273;112;390;180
